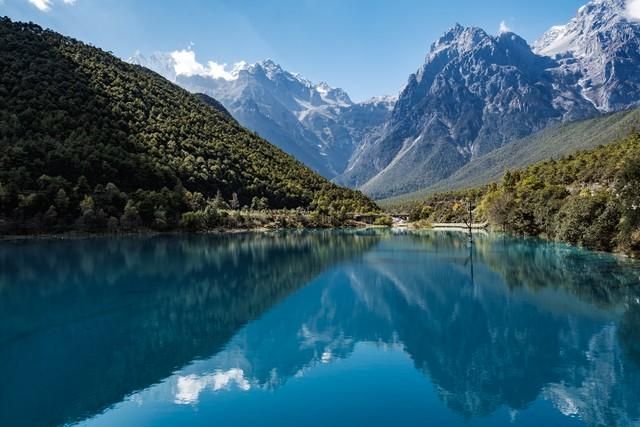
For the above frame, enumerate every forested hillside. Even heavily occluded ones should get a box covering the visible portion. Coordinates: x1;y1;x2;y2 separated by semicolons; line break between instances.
394;133;640;255
0;18;377;234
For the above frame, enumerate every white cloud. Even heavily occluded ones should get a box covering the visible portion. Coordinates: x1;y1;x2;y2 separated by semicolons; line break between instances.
499;20;511;34
28;0;53;11
170;50;206;76
27;0;77;12
204;60;238;80
169;49;245;81
626;0;640;21
174;369;251;405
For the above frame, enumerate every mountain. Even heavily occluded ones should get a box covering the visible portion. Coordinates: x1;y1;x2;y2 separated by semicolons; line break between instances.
335;25;598;199
0;18;377;234
533;0;640;112
129;53;395;178
334;0;640;200
128;0;640;200
193;93;233;118
382;106;640;203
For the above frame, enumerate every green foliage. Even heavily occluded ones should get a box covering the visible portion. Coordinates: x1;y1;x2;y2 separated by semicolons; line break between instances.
0;18;377;234
402;188;485;224
251;196;269;211
373;215;393;227
616;155;640;252
394;133;640;255
179;211;206;231
554;193;620;251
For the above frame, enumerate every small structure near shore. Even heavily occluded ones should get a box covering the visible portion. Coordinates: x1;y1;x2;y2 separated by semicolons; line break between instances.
430;222;489;230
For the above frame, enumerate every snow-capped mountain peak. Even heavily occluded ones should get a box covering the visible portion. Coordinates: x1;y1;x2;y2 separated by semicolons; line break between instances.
255;58;286;79
129;50;387;178
312;82;352;107
532;25;569;57
427;25;491;60
533;0;633;57
335;15;601;197
534;0;640;112
628;0;640;20
315;81;331;95
129;51;178;81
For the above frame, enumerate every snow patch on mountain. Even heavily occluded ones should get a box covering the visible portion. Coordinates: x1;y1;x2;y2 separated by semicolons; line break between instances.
534;0;640;112
626;0;640;20
532;25;571;57
361;95;397;111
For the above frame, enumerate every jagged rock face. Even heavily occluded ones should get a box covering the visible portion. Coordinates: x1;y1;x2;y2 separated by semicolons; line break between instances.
336;26;597;198
298;96;395;175
338;0;640;199
129;54;394;178
534;0;640;112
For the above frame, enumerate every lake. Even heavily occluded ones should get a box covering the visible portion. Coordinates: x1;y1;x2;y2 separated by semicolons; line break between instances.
1;230;639;427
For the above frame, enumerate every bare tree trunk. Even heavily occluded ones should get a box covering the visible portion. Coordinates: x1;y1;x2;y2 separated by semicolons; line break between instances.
464;198;474;245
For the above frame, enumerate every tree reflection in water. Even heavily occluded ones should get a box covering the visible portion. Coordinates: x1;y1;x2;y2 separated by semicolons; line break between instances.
0;231;380;427
0;231;638;427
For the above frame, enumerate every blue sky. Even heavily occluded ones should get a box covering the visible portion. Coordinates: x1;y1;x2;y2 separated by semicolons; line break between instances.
2;0;587;101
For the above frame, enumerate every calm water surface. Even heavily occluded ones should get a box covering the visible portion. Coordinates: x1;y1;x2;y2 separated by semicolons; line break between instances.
1;230;639;427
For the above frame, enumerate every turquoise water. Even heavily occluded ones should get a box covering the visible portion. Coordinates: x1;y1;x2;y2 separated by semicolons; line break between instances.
1;230;639;427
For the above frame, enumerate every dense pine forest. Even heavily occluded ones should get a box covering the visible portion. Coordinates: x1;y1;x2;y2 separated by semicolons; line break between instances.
0;18;377;235
391;132;640;255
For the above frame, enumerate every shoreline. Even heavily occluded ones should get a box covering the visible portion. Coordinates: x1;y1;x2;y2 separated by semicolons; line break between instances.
0;224;392;242
3;226;636;261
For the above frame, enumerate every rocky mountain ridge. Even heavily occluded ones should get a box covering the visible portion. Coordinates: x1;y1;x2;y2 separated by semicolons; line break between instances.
132;0;640;198
130;53;394;178
337;0;640;198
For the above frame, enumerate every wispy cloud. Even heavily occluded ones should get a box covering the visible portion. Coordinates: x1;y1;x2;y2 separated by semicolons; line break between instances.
28;0;53;11
499;20;511;34
28;0;77;12
170;49;245;81
626;0;640;21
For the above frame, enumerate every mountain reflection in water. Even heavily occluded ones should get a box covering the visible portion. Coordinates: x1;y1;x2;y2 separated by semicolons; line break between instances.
0;231;638;427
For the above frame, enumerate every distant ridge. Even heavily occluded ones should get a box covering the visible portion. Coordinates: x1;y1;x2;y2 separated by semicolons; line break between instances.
382;107;640;204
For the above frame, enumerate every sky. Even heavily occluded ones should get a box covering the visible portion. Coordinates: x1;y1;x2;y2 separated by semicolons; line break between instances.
1;0;589;101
